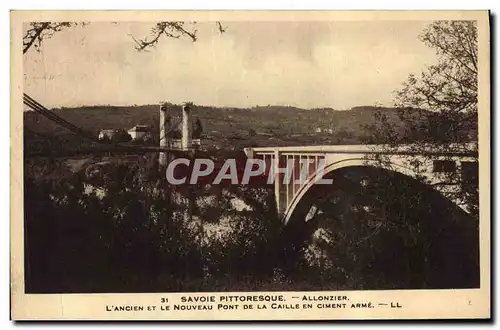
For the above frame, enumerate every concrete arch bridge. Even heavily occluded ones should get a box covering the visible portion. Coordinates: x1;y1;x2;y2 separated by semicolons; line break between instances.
243;143;478;225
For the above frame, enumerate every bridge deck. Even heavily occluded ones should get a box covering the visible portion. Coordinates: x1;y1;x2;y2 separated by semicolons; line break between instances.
244;143;477;157
244;143;478;221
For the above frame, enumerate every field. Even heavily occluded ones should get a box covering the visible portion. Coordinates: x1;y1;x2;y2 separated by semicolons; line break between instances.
24;104;443;152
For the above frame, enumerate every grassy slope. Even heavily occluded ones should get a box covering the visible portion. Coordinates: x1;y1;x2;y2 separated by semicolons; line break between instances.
24;104;434;150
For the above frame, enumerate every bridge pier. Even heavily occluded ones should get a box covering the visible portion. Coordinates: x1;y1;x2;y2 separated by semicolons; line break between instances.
274;150;281;217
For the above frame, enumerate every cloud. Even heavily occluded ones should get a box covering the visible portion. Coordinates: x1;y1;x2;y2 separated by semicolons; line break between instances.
23;21;437;109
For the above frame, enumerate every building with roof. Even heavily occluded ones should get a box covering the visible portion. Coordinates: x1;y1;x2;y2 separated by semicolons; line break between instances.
98;128;131;142
128;125;152;142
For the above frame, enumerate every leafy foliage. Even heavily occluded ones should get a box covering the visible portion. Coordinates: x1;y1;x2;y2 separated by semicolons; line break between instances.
397;22;477;114
364;20;479;216
283;167;479;290
24;154;285;292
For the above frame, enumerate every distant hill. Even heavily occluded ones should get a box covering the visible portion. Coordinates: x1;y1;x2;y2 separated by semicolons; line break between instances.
23;104;476;151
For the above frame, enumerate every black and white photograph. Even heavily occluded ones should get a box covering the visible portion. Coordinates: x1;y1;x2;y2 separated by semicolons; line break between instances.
11;10;490;320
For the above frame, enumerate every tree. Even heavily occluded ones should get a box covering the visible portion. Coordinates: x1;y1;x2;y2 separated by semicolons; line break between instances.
395;21;478;146
366;20;479;216
298;20;484;290
132;22;226;51
23;22;82;54
193;118;203;139
397;22;477;113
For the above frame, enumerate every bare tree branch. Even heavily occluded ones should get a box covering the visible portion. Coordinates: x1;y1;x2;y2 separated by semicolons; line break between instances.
23;22;85;54
132;21;226;51
216;21;227;34
23;21;226;54
132;22;197;51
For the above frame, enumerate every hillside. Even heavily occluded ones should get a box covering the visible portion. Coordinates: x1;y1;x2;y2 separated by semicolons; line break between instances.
23;104;475;152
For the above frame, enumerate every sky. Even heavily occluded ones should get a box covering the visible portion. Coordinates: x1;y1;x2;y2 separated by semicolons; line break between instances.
23;21;438;109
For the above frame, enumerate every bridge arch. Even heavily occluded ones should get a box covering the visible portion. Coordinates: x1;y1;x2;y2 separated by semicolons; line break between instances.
279;160;478;289
284;157;428;225
246;145;478;289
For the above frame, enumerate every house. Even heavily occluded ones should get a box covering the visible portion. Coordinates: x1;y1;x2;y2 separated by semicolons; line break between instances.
98;129;117;140
128;125;152;142
98;128;130;142
314;127;333;134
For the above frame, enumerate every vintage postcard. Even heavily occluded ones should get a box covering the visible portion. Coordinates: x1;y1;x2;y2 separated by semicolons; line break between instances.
10;10;490;320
